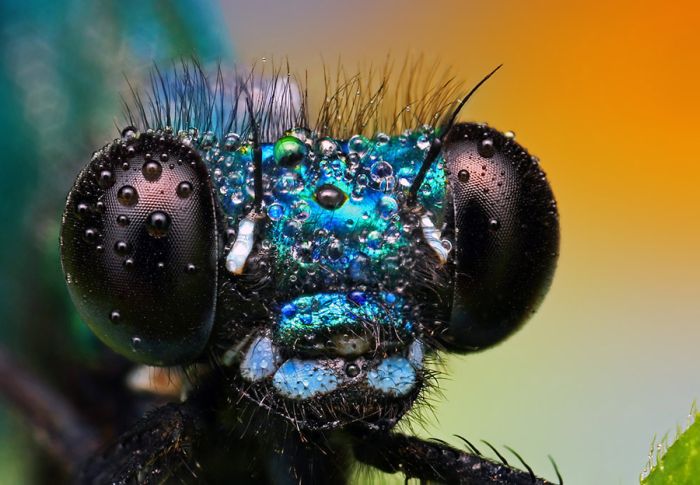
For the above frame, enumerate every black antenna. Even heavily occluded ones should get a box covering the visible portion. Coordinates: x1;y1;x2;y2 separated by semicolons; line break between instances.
245;96;264;213
406;64;502;206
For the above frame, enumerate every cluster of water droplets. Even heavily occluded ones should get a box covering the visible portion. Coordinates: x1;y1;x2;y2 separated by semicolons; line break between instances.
203;125;447;293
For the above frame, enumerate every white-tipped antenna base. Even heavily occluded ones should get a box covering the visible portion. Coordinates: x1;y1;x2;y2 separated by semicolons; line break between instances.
226;216;257;275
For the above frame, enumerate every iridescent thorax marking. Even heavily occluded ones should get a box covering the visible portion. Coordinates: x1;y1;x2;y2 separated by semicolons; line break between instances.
207;128;446;295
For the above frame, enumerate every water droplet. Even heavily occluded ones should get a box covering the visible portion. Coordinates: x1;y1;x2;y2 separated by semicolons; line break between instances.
345;363;360;377
377;196;398;219
375;132;390;145
131;336;142;350
97;169;115;189
281;303;297;318
274;136;307;166
176;181;193;198
116;215;130;226
110;310;121;324
348;291;366;305
317;138;339;158
478;138;495;158
294;201;311;220
458;169;470;183
223;132;241;151
142;160;162;181
114;240;132;256
76;203;89;217
370;161;393;181
489;218;500;230
504;131;515;139
416;135;431;151
283;220;301;237
117;185;139;206
367;231;383;249
326;239;344;260
83;228;98;244
121;126;138;141
146;211;171;237
315;184;347;210
348;135;369;155
267;203;284;221
123;258;134;270
200;131;216;149
185;263;198;273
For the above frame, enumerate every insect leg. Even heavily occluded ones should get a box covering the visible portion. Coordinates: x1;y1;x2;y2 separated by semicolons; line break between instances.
350;431;553;484
77;401;206;485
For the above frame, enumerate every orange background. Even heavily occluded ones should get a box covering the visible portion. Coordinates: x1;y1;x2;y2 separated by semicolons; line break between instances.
223;1;699;482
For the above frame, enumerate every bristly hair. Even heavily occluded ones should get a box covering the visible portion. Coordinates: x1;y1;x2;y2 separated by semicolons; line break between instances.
121;57;466;143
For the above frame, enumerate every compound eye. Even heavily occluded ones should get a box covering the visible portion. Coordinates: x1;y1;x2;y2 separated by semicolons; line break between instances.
60;130;219;365
315;184;347;210
441;123;560;352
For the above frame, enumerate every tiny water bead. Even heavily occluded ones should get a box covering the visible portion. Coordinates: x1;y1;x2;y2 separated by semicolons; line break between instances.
267;203;284;221
370;161;393;181
97;169;115;189
347;134;369;155
114;240;132;256
116;215;130;226
176;181;193;198
142;160;163;182
83;228;98;244
146;211;172;238
274;136;307;166
317;138;339;158
117;185;139;206
345;363;361;377
478;138;495;158
377;196;398;219
458;169;470;183
120;126;138;141
76;202;89;217
109;310;121;324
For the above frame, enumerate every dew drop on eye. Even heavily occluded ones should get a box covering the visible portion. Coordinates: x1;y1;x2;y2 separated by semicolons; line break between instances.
117;185;139;206
478;138;495;158
142;160;163;182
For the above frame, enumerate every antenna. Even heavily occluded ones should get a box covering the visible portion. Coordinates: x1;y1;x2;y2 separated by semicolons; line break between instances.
406;65;502;206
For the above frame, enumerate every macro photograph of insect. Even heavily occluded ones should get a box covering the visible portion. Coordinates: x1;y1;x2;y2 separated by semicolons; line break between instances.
0;1;698;484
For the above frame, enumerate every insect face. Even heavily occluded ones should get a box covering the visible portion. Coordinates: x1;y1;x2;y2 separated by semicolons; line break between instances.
58;65;559;434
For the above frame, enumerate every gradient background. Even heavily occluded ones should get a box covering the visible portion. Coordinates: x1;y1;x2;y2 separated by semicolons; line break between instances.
1;0;699;483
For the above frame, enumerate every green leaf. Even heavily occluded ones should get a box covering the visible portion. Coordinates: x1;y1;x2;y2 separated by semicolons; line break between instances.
642;411;700;485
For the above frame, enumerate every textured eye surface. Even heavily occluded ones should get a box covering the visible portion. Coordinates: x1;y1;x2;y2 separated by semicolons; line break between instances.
441;123;560;351
60;130;219;365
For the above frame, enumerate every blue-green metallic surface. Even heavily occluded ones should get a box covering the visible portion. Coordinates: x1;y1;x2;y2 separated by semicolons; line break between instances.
206;129;447;293
275;292;409;344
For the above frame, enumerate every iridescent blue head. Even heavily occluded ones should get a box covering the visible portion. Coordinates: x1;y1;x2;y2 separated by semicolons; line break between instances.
59;63;560;432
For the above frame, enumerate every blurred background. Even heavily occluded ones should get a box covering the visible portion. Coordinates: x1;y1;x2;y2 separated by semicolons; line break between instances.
0;0;698;483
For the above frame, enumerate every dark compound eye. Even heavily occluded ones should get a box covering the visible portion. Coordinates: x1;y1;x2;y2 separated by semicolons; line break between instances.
273;135;307;166
60;130;219;366
440;122;560;352
315;184;347;210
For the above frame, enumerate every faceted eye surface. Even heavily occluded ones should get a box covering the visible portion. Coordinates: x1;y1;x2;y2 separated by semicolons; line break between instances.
60;131;219;365
441;123;560;352
314;184;347;210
